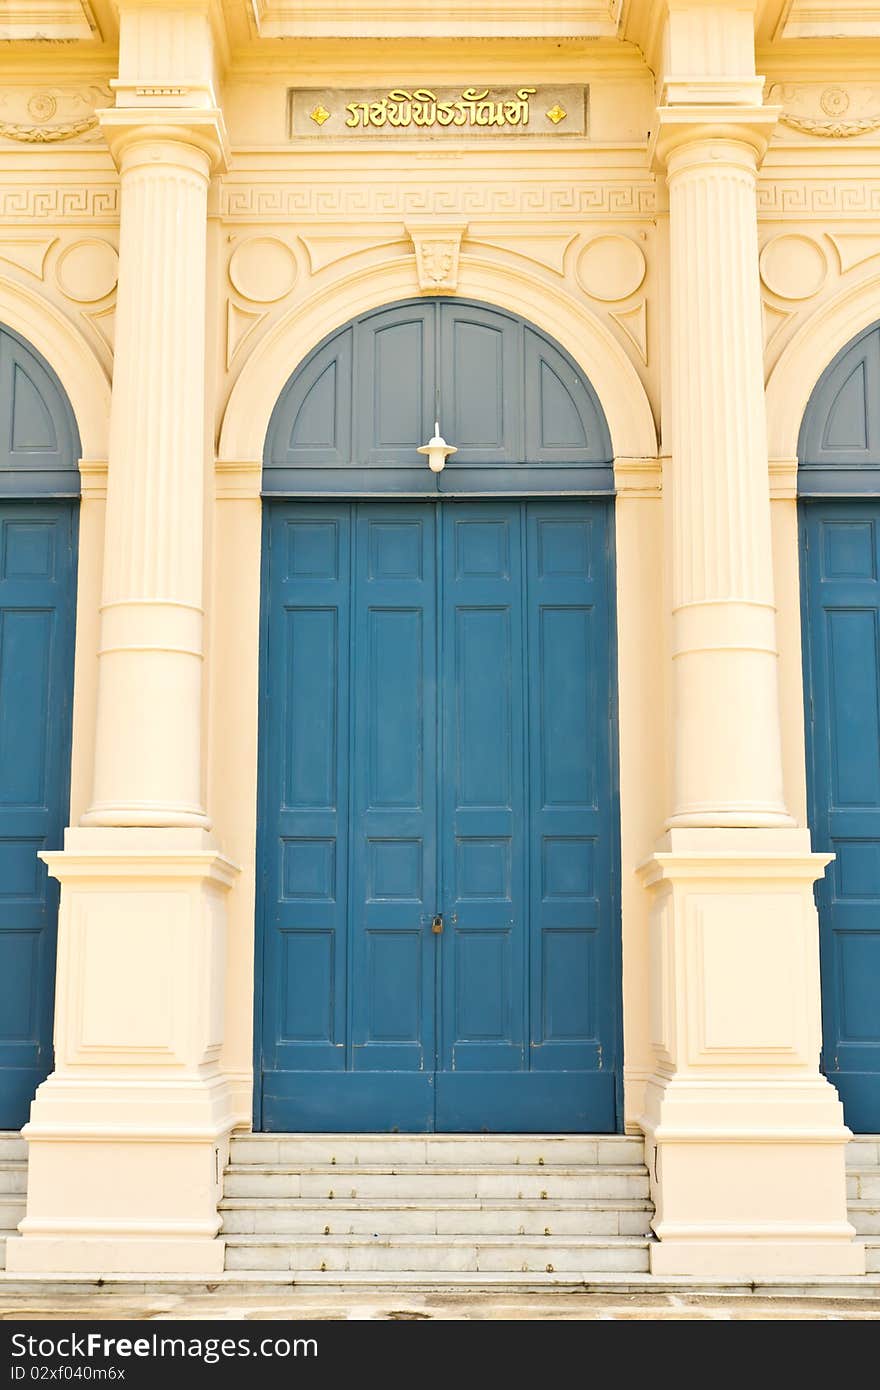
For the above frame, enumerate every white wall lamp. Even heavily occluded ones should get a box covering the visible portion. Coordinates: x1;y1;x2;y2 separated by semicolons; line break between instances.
418;420;457;474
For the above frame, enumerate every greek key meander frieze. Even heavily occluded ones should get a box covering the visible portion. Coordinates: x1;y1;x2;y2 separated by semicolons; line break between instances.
218;183;659;221
756;183;880;216
2;180;880;225
0;187;119;221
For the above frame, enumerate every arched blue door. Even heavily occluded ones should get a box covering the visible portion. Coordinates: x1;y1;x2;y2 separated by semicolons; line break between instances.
0;325;79;1128
800;320;880;1132
257;300;620;1132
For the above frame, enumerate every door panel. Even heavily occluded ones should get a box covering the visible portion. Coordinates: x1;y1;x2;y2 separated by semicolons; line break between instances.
438;505;527;1093
527;506;612;1084
355;308;436;469
0;501;77;1127
350;507;436;1090
438;305;522;464
802;499;880;1131
259;499;619;1132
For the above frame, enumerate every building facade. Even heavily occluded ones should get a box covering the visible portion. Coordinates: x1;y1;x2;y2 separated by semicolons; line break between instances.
0;0;878;1283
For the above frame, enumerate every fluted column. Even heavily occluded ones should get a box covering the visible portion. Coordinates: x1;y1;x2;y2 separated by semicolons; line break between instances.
5;107;240;1278
666;133;788;827
83;126;216;827
637;108;862;1279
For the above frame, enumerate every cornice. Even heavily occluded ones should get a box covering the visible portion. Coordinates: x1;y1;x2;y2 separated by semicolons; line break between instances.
649;103;781;170
98;106;230;173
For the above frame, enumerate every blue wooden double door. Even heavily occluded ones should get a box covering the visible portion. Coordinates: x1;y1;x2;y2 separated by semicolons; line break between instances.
259;499;619;1132
802;501;880;1133
0;501;77;1127
800;321;880;1132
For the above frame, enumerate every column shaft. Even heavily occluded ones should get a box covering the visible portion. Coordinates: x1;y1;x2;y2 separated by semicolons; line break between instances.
667;138;788;827
85;137;210;828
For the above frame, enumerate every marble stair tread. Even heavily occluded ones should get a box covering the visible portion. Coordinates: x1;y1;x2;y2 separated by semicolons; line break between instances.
228;1138;645;1168
219;1195;653;1208
224;1163;647;1175
225;1231;649;1245
223;1236;652;1274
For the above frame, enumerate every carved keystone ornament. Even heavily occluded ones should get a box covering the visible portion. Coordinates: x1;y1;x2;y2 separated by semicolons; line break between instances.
407;223;467;294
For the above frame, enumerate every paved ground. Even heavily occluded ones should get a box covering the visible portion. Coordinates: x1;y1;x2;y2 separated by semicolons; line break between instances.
1;1290;880;1319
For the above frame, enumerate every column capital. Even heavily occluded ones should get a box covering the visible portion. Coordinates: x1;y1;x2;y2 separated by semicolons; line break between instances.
98;107;229;176
650;103;780;174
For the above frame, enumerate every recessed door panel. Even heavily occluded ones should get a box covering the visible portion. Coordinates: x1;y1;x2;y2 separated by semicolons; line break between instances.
259;500;618;1131
0;503;77;1127
802;499;880;1131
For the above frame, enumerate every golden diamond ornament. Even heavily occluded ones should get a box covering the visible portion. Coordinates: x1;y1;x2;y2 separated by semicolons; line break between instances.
545;104;567;125
309;104;331;127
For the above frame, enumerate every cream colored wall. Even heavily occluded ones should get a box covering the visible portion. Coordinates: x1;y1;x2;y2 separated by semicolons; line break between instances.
212;41;664;1130
0;31;879;1142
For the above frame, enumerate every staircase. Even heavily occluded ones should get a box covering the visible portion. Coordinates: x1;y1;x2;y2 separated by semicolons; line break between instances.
220;1134;653;1278
0;1134;27;1271
1;1131;877;1281
848;1137;880;1274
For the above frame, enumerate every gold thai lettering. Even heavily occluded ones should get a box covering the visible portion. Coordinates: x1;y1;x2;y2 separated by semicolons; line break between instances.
343;87;536;130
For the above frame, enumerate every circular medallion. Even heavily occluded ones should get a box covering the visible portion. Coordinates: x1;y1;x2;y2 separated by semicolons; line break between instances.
576;235;646;303
820;87;850;117
759;234;827;301
228;237;297;304
27;93;57;124
55;239;119;303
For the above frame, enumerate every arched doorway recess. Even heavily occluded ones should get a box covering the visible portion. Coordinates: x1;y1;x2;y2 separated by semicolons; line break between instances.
256;298;622;1133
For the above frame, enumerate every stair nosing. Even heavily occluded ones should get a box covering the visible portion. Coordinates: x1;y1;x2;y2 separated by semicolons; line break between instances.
222;1239;647;1251
224;1163;649;1176
219;1196;654;1209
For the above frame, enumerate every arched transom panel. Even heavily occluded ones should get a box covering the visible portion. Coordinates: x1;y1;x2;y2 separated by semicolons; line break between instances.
799;320;880;495
264;298;613;496
0;324;80;496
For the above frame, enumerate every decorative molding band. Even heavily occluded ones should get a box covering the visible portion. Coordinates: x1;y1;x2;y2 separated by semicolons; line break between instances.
614;456;662;496
78;458;109;501
219;181;659;222
757;181;880;218
0;187;120;223
780;114;880;139
769;457;799;500
0;116;99;144
214;458;262;500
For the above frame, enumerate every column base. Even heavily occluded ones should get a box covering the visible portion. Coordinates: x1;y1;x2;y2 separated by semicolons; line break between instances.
650;1239;864;1278
643;1077;864;1276
7;1236;226;1277
6;829;240;1276
639;830;865;1280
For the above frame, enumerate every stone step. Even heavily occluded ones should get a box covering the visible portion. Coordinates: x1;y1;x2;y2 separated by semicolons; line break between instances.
848;1201;880;1236
222;1164;650;1202
866;1240;880;1275
223;1232;650;1274
846;1139;880;1167
846;1172;880;1201
219;1197;653;1238
0;1135;26;1164
0;1198;25;1228
0;1164;27;1197
228;1135;644;1168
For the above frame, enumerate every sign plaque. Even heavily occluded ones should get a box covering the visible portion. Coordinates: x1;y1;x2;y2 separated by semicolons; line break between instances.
288;86;589;140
